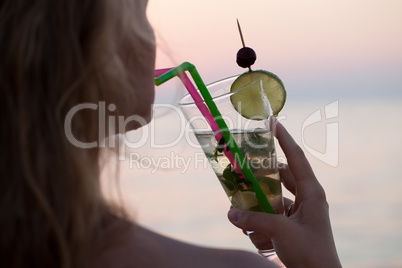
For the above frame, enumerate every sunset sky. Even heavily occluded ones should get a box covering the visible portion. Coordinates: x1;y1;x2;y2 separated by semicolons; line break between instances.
148;0;402;101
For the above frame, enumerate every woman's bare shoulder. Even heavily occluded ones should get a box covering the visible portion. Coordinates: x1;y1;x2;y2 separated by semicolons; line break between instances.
94;224;278;268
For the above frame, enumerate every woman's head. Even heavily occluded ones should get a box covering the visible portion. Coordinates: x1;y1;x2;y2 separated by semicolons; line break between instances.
0;0;154;267
103;0;156;130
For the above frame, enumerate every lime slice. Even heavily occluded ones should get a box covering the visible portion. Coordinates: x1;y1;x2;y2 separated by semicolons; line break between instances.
230;70;286;118
231;190;259;210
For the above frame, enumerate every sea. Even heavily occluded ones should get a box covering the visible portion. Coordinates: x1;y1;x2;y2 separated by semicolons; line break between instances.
101;99;402;268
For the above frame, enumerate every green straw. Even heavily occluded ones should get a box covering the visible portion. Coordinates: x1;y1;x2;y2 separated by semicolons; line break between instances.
156;62;275;214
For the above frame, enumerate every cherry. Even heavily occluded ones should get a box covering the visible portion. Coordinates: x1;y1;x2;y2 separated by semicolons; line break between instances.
236;47;256;68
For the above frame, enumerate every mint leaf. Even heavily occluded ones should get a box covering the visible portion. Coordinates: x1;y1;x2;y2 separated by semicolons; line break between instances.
221;164;239;191
221;164;253;191
211;150;219;162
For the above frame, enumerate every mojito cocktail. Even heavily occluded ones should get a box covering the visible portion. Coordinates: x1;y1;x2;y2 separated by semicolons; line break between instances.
155;55;287;257
180;75;285;215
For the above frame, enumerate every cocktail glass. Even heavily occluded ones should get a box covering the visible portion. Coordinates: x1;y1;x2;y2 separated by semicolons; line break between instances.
179;75;285;257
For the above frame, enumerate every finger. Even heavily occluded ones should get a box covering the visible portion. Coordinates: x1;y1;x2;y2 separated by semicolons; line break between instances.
228;207;286;238
275;121;323;199
278;163;296;195
233;199;294;238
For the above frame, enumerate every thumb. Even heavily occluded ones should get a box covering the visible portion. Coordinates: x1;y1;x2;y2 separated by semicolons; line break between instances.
227;208;286;237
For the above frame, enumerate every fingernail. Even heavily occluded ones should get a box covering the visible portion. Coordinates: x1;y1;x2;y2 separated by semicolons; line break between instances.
228;208;241;223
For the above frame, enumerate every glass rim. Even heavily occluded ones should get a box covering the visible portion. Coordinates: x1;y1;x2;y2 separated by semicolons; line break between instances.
178;74;262;107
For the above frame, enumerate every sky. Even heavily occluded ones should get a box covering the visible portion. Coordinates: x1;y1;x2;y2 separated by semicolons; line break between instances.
148;0;402;101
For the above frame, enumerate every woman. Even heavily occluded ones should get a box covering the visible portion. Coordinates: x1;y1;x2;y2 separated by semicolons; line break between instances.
0;0;341;267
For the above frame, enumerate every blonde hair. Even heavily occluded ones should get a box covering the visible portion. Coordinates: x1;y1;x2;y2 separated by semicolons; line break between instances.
0;0;151;267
